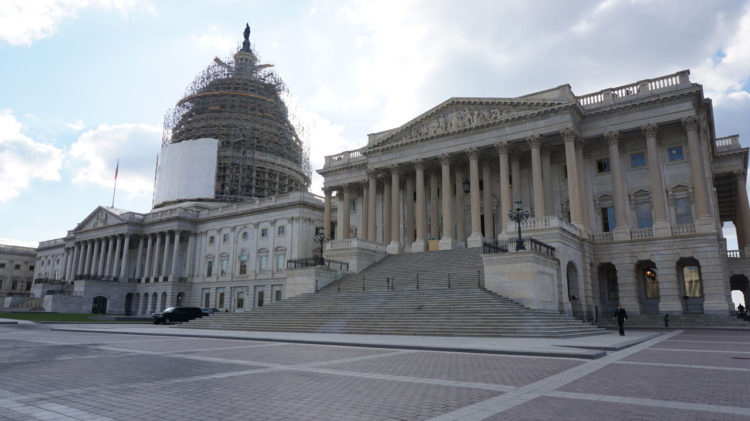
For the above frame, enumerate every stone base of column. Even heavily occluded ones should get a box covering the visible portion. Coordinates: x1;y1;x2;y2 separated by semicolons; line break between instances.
652;221;672;238
695;216;716;234
658;298;683;313
386;241;403;255
613;225;631;241
467;233;484;248
411;240;427;253
438;238;455;250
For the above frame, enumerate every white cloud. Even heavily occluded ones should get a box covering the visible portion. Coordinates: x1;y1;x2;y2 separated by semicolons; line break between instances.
66;120;86;132
68;123;161;198
0;238;39;248
195;25;237;54
0;0;154;47
0;109;64;202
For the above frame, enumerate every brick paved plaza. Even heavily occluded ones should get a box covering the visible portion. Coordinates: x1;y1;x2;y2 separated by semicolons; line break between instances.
1;325;749;420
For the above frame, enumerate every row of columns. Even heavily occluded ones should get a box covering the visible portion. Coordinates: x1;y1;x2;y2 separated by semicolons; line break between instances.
322;118;715;252
133;231;193;281
65;234;131;281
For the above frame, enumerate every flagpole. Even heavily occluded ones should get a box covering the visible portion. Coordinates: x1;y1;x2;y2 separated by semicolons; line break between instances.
112;159;119;208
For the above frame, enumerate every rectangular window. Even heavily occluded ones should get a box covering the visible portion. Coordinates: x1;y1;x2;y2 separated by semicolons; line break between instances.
636;202;653;228
0;263;4;268
668;146;684;161
220;258;228;276
206;260;213;277
275;289;282;301
630;153;646;168
239;261;247;275
204;293;210;308
259;255;267;272
601;207;615;232
675;198;692;225
14;264;20;270
350;200;356;212
278;225;285;235
596;159;610;173
218;291;225;308
276;253;285;272
208;236;215;244
29;265;34;270
11;281;18;290
261;228;268;238
222;233;229;242
236;291;244;309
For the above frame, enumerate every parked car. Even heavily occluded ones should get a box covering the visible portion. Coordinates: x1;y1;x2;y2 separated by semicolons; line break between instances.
200;307;213;316
152;307;203;325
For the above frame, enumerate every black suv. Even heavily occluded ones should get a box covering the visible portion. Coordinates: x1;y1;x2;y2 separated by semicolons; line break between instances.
152;307;203;325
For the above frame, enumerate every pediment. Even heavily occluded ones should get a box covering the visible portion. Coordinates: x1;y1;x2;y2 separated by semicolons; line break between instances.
367;96;571;151
73;206;126;232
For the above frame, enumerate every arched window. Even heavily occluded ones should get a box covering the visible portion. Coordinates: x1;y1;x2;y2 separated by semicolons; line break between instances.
239;250;249;275
683;265;702;298
644;268;659;299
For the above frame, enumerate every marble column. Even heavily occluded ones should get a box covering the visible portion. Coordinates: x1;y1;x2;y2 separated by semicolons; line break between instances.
482;159;494;239
527;135;545;217
119;234;130;280
342;185;351;239
607;131;631;240
413;159;427;252
112;235;122;278
383;178;391;245
367;171;377;242
439;154;454;250
170;231;181;280
736;171;750;255
185;233;195;277
497;143;512;233
152;233;162;278
429;170;439;241
642;124;671;237
161;232;170;279
105;236;115;276
93;240;102;277
323;189;332;240
562;129;583;229
575;140;591;231
455;166;466;245
405;174;415;250
682;117;714;232
134;237;144;279
542;149;552;216
511;156;521;202
144;235;154;280
69;246;79;280
387;166;402;254
78;242;87;277
85;240;94;275
362;182;369;240
468;148;483;247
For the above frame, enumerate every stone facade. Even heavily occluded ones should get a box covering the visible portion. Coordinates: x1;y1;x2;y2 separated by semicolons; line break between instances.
319;70;748;318
0;245;36;298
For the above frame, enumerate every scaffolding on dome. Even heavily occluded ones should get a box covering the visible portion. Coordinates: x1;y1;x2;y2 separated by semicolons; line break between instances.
161;30;311;203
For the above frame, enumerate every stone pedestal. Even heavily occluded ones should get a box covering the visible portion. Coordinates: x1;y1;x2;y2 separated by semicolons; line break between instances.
482;251;560;311
438;238;455;250
652;221;672;238
467;233;484;248
387;241;403;254
411;240;427;253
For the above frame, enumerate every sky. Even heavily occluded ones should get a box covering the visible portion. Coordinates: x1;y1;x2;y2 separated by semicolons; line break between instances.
2;0;750;252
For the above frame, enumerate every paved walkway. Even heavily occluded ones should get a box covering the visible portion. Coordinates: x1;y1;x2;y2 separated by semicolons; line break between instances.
1;323;749;420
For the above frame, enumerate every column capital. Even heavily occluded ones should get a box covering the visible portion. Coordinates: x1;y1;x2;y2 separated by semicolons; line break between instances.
526;134;542;148
414;159;425;170
439;153;451;165
389;164;401;175
495;142;511;154
466;148;480;160
641;124;659;139
606;131;621;146
681;116;699;132
560;127;578;143
366;168;377;177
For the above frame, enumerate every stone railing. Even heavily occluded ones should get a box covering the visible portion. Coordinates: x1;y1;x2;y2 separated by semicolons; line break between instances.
671;223;696;235
576;70;689;109
728;250;744;259
592;232;613;243
324;148;366;168
715;135;741;153
327;238;386;252
630;227;653;240
506;215;581;238
144;207;200;222
37;238;64;249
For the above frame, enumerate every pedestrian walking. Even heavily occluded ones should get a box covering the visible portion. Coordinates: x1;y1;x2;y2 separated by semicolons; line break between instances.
613;304;627;336
663;313;669;328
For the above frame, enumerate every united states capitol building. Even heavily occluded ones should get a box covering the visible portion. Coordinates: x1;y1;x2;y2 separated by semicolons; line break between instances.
13;26;750;322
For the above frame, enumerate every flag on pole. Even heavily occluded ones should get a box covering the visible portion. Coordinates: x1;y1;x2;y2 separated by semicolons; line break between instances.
114;159;119;180
112;159;119;208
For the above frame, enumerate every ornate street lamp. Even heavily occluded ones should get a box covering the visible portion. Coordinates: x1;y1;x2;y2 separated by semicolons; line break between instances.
313;232;328;265
507;199;530;251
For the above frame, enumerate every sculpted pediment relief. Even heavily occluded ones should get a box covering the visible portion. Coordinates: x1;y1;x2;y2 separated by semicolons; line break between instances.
74;207;125;232
368;98;569;150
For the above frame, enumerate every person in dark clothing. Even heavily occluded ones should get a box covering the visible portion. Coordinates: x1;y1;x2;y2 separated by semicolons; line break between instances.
613;304;627;336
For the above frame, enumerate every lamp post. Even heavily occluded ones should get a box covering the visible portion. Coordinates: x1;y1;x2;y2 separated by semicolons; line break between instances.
313;233;328;266
507;199;530;251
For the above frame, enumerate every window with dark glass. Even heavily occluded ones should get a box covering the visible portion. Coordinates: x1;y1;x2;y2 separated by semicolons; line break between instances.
208;236;215;244
601;207;615;232
222;233;229;242
597;159;610;173
220;258;228;276
636;203;653;228
236;291;244;308
668;146;683;161
278;225;285;235
675;198;692;225
631;153;646;168
206;260;213;277
261;228;268;238
218;292;225;308
239;251;248;275
204;293;210;307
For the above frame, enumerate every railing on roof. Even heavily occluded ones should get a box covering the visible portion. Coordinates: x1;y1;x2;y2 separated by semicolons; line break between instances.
576;70;690;109
324;148;366;168
715;135;741;153
483;237;555;258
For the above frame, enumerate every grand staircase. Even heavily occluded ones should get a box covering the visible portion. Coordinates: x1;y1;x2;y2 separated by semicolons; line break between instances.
185;248;604;337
